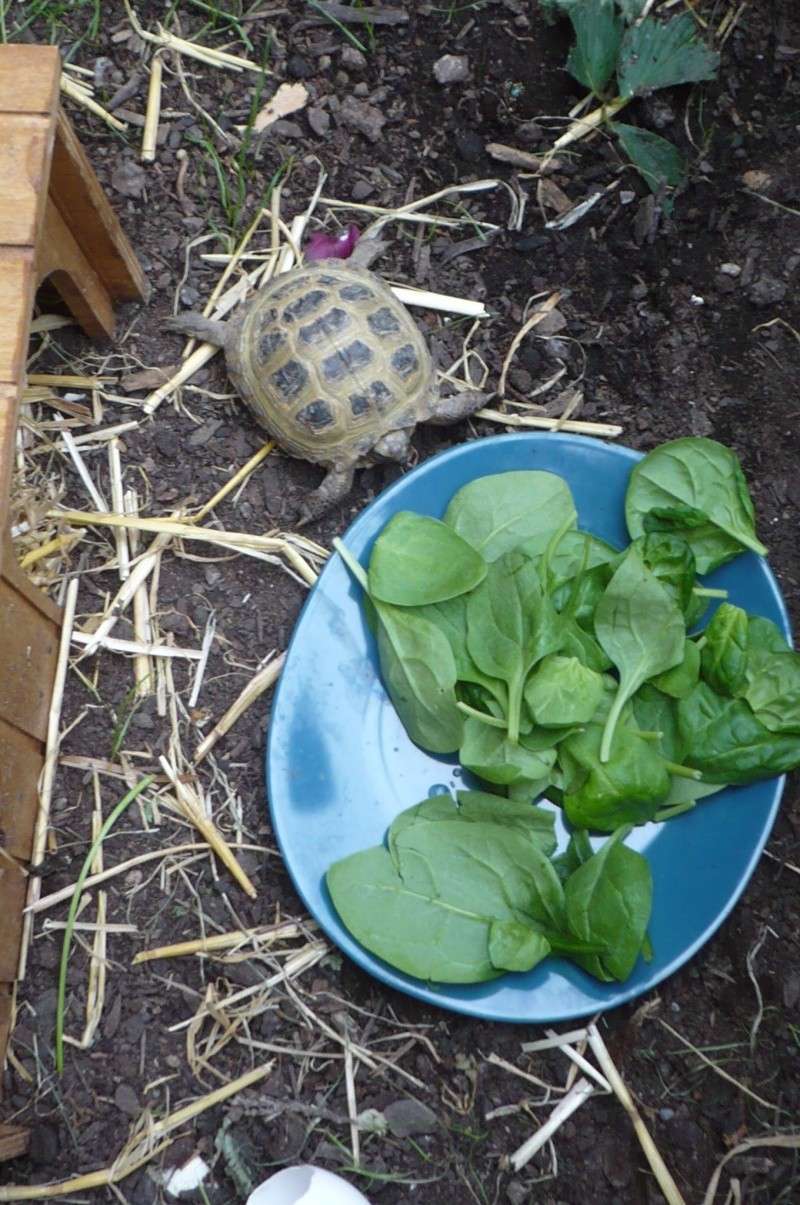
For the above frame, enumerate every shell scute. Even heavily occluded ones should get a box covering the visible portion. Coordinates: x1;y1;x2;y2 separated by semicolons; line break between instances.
233;261;434;463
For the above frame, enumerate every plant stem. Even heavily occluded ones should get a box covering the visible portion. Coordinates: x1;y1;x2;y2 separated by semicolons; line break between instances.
693;586;728;599
507;669;523;745
333;537;368;591
456;701;507;729
599;687;626;762
664;761;702;781
654;800;697;823
56;775;154;1073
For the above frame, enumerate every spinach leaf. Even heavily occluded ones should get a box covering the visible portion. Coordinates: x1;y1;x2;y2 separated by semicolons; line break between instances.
744;649;800;734
466;550;566;743
524;654;605;726
368;511;486;606
651;638;700;699
489;921;551;973
678;682;800;783
560;618;613;672
552;828;594;884
625;437;767;573
748;616;791;656
701;603;749;696
327;846;501;983
564;826;653;982
633;531;696;615
417;594;509;710
460;717;557;788
375;603;463;753
445;470;577;562
594;545;685;761
542;530;618;581
632;683;684;762
388;791;557;859
562;722;671;831
393;818;567;934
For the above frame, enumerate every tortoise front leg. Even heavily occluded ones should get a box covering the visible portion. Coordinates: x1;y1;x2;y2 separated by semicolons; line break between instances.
298;462;356;525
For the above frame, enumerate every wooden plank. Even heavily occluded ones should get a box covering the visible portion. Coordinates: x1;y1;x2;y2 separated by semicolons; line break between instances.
0;113;55;246
0;867;27;982
0;577;59;743
50;112;150;303
0;1124;30;1163
0;531;62;624
37;198;115;339
0;716;42;861
0;45;60;116
0;391;16;577
0;247;35;386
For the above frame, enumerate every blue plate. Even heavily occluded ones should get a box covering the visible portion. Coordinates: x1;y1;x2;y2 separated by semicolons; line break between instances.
267;434;791;1023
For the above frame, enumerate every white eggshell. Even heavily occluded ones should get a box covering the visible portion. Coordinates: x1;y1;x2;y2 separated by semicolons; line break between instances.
247;1165;372;1205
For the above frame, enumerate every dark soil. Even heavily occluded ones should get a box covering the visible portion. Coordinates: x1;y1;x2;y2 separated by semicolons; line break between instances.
4;2;800;1203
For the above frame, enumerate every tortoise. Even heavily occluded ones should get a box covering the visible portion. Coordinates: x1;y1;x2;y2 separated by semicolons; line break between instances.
167;259;486;520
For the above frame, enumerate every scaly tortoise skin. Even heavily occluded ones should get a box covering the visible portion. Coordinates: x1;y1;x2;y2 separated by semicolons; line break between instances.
168;259;485;519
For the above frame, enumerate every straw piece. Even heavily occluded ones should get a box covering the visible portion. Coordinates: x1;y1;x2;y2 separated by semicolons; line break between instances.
476;408;622;438
18;579;79;980
499;293;561;397
141;52;163;162
27;374;113;388
389;284;488;319
543;1029;611;1094
190;441;274;523
108;439;130;580
703;1133;800;1205
78;531;171;657
71;631;202;660
509;1077;594;1172
133;921;308;964
61;430;107;511
586;1023;686;1205
0;1061;275;1200
60;73;128;132
159;757;258;899
194;653;285;765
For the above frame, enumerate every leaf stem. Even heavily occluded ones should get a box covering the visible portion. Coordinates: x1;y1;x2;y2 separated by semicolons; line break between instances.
692;586;728;599
664;761;702;781
333;536;368;591
599;688;626;762
56;775;154;1074
507;669;524;745
456;701;507;730
654;800;697;822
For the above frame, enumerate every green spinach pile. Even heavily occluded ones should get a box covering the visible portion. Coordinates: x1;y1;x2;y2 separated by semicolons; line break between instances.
328;437;799;987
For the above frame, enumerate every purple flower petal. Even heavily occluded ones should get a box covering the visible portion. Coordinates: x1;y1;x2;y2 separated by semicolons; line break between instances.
305;223;360;262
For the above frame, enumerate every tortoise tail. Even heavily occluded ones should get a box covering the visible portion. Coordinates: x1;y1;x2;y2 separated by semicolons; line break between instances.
165;312;227;347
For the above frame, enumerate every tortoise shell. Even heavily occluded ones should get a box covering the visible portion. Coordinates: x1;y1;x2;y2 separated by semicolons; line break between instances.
225;261;434;464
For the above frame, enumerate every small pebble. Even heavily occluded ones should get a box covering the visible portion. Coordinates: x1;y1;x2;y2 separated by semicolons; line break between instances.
719;262;741;277
433;54;470;85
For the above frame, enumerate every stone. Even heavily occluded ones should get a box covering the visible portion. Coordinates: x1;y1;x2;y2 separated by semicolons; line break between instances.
115;1083;141;1116
719;262;741;277
341;45;367;71
111;159;147;198
307;106;331;137
433;54;470;85
286;54;313;80
384;1098;438;1137
749;274;787;306
338;95;386;143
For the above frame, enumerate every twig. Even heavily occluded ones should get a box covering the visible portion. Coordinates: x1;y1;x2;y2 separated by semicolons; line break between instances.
509;1077;593;1172
476;408;622;438
141;52;163;162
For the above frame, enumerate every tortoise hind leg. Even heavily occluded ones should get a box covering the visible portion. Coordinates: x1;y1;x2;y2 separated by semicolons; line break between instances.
165;312;227;346
298;463;356;525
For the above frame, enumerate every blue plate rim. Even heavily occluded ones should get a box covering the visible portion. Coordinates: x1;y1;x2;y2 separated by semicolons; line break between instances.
266;433;789;1023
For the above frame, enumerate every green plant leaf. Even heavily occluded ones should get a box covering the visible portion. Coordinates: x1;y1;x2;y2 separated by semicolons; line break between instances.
701;603;749;696
651;638;700;699
327;846;501;983
618;12;720;98
524;654;605;726
565;0;623;97
612;122;687;192
678;682;800;783
594;545;685;761
744;649;800;735
375;603;463;753
564;826;653;981
562;721;671;831
460;716;557;788
387;792;557;860
368;511;487;606
625;437;767;573
632;683;684;762
444;470;577;563
633;532;696;615
489;921;551;973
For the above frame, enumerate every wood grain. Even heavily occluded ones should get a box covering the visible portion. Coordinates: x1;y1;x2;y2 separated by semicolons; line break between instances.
0;578;59;744
0;45;60;115
0;248;35;385
51;112;150;302
0;716;43;861
0;114;54;246
37;198;115;339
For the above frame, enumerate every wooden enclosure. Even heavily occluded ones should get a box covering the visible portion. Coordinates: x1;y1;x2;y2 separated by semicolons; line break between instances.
0;43;148;1155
